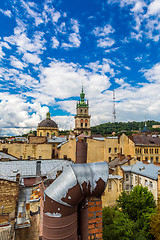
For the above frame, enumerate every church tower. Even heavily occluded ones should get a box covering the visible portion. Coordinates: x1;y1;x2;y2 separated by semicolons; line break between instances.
74;86;91;136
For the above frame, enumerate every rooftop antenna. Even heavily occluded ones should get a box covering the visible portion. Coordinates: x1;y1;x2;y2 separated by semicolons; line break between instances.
113;89;116;123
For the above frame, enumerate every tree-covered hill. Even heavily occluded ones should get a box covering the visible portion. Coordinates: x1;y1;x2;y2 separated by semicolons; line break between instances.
91;120;160;136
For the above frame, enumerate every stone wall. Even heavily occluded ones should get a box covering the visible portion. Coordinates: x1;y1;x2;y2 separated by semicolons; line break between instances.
0;179;19;216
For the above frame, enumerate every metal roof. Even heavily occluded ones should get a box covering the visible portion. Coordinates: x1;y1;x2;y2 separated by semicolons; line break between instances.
92;137;105;141
121;161;160;180
0;152;18;160
109;174;123;180
0;160;72;181
47;136;66;143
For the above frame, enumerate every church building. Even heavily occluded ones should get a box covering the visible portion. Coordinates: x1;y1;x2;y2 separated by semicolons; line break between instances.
74;87;91;136
37;112;58;137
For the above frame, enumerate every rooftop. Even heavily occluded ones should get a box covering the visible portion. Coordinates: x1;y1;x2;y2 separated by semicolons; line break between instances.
121;161;160;180
0;159;72;182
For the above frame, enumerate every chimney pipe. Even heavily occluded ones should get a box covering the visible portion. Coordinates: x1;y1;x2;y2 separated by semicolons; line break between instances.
76;138;87;163
36;161;41;183
43;162;108;240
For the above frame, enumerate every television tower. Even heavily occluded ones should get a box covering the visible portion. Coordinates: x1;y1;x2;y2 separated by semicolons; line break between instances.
113;89;116;123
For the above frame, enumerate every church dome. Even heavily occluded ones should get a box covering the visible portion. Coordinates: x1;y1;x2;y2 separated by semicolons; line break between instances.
38;112;58;128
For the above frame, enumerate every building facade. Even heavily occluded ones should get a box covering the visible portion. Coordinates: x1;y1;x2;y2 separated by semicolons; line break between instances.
74;87;91;136
121;161;160;202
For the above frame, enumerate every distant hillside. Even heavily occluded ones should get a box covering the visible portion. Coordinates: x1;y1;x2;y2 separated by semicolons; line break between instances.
91;120;160;136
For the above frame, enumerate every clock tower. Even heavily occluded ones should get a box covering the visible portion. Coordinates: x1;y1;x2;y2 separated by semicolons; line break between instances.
74;87;91;136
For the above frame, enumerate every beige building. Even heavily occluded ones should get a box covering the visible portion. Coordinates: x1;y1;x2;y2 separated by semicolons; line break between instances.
120;134;160;163
59;136;119;163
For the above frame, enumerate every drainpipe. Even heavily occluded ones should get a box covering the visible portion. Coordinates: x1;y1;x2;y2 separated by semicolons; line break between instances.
43;162;108;240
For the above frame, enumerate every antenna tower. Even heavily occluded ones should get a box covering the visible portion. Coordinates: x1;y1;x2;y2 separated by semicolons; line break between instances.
113;89;116;123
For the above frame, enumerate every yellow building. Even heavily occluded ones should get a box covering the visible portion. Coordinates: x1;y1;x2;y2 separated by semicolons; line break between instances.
59;136;119;163
37;112;58;137
120;134;160;163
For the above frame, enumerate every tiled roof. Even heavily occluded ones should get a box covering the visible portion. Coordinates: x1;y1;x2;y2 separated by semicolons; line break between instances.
121;161;160;180
131;135;160;146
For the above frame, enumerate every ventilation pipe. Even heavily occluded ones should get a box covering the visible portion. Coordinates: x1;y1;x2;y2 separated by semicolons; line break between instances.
43;162;108;240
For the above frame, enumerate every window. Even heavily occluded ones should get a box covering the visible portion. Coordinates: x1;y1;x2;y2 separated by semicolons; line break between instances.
146;149;148;154
39;156;42;160
140;149;142;154
47;132;49;137
156;157;159;163
85;122;87;127
144;149;146;154
152;149;153;154
81;123;83;127
19;156;22;160
155;149;157;154
28;156;30;160
108;181;112;191
139;177;141;184
131;174;133;182
151;157;153;163
40;132;42;136
126;184;129;191
145;179;148;186
108;157;111;162
150;181;153;188
157;149;159;154
150;149;152;154
135;176;138;184
85;109;87;113
145;157;148;161
115;148;117;153
81;109;83;113
126;174;129;181
109;148;111;153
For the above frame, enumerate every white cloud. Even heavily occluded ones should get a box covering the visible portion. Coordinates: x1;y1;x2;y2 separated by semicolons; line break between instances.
143;63;160;83
93;24;115;49
51;36;59;48
0;9;12;18
147;0;160;15
10;56;27;69
61;33;81;48
22;52;41;64
19;0;43;26
97;37;115;48
93;24;114;37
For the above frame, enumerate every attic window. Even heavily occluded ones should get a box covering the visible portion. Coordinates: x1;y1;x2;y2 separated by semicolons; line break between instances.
149;140;154;144
13;169;19;173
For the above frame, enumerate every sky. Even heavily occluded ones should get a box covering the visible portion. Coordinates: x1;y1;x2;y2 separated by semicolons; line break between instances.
0;0;160;136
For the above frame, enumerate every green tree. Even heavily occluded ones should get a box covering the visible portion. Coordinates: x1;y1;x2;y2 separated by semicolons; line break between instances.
117;185;156;221
102;186;156;240
150;198;160;239
102;207;135;240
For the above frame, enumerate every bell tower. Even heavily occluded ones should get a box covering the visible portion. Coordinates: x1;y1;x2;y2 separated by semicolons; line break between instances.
74;86;91;136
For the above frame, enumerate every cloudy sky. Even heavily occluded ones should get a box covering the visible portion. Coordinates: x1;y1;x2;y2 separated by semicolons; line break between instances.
0;0;160;135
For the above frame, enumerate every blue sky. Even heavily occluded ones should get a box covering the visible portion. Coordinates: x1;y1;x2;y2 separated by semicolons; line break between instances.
0;0;160;135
